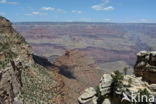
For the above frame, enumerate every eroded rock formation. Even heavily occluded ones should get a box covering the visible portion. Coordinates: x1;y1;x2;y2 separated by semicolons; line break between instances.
134;51;156;83
79;51;156;104
78;73;156;104
53;50;104;104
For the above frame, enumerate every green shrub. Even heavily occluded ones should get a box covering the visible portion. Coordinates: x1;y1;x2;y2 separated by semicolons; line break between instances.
111;70;124;92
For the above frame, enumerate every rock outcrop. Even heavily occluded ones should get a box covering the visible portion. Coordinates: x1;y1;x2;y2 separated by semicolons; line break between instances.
79;50;156;104
54;50;104;87
99;74;113;96
78;73;156;104
53;50;104;104
0;16;64;104
134;51;156;83
0;16;11;27
78;87;96;104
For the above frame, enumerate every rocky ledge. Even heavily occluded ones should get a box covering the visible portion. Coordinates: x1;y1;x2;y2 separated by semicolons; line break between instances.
78;72;156;104
134;51;156;83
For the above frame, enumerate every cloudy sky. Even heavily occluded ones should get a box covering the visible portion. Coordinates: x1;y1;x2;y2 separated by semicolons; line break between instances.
0;0;155;22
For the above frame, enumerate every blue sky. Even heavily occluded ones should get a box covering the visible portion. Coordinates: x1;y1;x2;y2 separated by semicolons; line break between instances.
0;0;155;22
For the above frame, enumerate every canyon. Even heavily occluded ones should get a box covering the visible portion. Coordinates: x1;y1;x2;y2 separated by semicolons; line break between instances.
14;22;156;73
0;16;156;104
0;16;104;104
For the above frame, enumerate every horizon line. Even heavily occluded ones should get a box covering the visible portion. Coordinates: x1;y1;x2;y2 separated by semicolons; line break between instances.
13;21;156;24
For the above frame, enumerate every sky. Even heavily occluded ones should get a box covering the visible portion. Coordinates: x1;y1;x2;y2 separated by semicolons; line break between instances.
0;0;156;22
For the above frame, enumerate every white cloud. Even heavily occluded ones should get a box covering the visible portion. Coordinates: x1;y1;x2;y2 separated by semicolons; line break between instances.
25;11;47;16
32;12;40;15
56;9;66;13
25;7;66;16
41;6;66;14
72;10;83;14
0;0;6;3
92;5;114;11
41;7;55;11
103;6;114;11
91;0;114;11
104;18;111;22
0;0;18;4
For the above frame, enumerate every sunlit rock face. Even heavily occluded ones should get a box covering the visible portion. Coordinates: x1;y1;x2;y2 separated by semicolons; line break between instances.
134;51;156;83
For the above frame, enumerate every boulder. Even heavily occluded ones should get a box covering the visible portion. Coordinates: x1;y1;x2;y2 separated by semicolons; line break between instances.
78;87;96;104
99;74;113;96
149;84;156;92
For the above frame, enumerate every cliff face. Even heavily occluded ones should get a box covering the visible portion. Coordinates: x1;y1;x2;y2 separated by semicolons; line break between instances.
0;16;64;104
0;16;104;104
0;16;23;103
134;51;156;83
